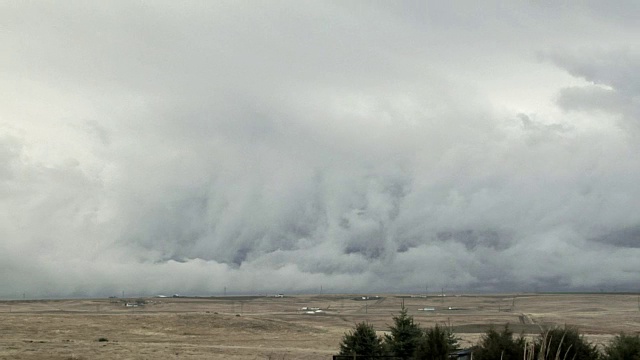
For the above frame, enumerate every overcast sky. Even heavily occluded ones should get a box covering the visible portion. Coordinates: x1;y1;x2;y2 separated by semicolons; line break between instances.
1;1;639;298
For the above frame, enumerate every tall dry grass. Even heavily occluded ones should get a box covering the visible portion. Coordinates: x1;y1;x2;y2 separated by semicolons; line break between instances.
523;330;575;360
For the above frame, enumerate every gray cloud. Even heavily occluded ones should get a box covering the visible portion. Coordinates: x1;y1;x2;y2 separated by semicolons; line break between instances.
1;1;639;298
548;49;640;136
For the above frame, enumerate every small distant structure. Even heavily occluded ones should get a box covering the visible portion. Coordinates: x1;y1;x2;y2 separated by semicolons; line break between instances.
302;306;325;315
449;348;473;360
303;309;325;315
125;299;147;307
418;307;435;311
275;294;284;298
172;294;180;298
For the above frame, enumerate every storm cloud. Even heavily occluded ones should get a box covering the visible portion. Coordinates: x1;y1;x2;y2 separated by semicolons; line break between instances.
1;1;639;298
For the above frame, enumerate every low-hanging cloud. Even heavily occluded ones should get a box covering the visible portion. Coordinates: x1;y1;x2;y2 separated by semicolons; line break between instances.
1;1;639;298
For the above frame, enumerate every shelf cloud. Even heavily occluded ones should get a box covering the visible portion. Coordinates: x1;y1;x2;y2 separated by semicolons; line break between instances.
1;1;639;298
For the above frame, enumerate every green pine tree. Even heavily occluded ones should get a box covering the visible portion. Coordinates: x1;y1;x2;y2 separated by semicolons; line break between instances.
415;324;457;360
339;321;385;359
384;304;424;359
474;324;525;360
603;333;640;360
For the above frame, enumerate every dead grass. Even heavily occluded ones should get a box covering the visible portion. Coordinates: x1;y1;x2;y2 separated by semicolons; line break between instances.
0;293;638;359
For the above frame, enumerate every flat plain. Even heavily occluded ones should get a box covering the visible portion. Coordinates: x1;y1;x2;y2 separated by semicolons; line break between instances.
1;293;638;359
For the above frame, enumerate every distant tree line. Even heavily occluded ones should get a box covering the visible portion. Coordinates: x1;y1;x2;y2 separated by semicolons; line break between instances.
337;306;640;360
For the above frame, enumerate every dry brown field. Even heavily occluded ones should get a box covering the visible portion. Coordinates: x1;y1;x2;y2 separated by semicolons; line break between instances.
1;293;639;359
